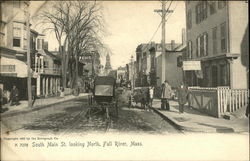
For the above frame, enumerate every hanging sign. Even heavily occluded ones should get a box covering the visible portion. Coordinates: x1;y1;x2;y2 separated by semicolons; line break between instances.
183;61;201;71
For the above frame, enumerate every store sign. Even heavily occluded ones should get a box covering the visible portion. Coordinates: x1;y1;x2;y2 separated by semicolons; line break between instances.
0;65;16;72
183;61;201;71
0;73;17;77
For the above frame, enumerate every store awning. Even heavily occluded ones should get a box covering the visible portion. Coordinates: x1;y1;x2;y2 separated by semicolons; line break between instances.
0;57;33;78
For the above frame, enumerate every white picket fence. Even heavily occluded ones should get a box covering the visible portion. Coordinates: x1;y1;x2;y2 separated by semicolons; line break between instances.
188;86;249;117
217;88;249;116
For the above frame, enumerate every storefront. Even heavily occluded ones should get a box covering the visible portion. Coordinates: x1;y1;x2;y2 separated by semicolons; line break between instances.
0;57;35;100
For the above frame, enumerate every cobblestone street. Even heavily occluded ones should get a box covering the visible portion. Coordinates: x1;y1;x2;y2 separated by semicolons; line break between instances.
1;97;181;135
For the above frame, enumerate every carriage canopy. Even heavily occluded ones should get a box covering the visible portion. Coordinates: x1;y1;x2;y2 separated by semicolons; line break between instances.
94;76;116;97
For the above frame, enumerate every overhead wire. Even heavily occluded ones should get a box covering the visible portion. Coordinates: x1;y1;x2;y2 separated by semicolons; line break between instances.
139;0;177;53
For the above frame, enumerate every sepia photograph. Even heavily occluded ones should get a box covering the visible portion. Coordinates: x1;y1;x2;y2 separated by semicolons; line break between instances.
0;0;249;160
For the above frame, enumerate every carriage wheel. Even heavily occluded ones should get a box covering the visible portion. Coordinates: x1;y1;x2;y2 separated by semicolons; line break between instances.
115;100;118;118
106;107;109;120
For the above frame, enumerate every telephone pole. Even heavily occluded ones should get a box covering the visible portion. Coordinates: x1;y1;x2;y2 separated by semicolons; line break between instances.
154;0;173;83
26;6;32;107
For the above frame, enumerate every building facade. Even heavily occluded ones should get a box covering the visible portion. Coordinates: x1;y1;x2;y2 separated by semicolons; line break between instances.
0;1;34;100
34;48;61;97
0;1;62;99
135;39;186;88
185;1;248;89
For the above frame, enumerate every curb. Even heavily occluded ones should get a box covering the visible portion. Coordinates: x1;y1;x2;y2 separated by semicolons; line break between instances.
1;94;90;119
150;106;237;133
149;106;183;132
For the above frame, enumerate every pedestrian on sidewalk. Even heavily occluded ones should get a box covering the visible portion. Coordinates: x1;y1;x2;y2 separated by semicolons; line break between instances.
246;103;249;118
9;85;19;106
60;86;65;98
177;82;189;114
31;85;36;106
149;86;154;108
161;80;171;111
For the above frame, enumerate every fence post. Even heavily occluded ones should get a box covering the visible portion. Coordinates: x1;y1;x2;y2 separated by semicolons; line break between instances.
217;88;221;117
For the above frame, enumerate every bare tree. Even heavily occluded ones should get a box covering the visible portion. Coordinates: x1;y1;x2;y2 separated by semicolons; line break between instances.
34;1;107;89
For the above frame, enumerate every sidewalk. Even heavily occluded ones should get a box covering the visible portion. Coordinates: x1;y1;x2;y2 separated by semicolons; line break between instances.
151;99;249;133
1;93;90;118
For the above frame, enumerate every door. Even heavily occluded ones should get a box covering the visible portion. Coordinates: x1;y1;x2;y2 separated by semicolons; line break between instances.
212;66;218;87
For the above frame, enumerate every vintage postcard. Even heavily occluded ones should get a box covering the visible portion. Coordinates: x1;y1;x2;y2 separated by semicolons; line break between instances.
0;0;249;160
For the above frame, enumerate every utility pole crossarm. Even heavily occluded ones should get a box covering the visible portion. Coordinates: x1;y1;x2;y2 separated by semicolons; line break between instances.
154;9;173;13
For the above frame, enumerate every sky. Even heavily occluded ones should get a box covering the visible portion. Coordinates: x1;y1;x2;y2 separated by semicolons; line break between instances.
30;1;186;69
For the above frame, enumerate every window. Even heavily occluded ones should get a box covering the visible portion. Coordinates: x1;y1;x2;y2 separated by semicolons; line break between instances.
23;39;27;49
37;39;43;50
203;33;208;56
44;61;49;68
13;38;21;47
218;1;226;9
220;64;228;86
196;33;208;57
209;1;216;15
0;22;5;46
204;66;210;87
200;34;204;56
196;36;201;57
188;41;192;59
220;22;227;52
13;27;21;47
212;27;217;54
187;10;192;29
196;1;208;24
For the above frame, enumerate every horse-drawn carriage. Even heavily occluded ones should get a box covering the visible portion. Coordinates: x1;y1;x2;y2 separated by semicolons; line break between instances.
88;76;118;120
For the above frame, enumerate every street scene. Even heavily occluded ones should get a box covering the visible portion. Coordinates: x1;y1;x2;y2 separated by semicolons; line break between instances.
0;1;249;136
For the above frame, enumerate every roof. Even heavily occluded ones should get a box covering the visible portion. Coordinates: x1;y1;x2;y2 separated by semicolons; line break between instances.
95;76;116;85
44;49;61;61
136;42;182;54
175;43;186;51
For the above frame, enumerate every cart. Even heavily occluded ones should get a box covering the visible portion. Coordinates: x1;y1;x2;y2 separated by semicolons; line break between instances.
88;76;118;120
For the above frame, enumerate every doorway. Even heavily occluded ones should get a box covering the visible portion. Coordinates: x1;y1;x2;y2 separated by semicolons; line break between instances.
212;66;218;87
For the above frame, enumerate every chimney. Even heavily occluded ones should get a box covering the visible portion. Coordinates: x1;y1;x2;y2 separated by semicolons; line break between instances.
171;40;175;50
182;28;186;45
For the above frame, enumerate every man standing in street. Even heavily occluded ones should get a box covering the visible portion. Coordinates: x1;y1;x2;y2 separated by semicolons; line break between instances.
10;85;19;106
161;80;171;110
177;82;189;114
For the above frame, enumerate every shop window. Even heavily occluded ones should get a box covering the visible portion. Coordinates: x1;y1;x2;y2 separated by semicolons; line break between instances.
209;1;216;15
220;22;227;52
220;64;228;86
212;27;217;55
204;66;210;87
211;66;218;87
